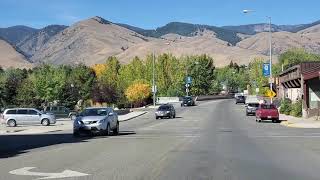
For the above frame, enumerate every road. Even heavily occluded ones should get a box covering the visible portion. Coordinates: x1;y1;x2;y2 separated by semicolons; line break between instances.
2;99;320;179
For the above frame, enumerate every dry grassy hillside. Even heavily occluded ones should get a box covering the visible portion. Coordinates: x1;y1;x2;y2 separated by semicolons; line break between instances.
31;16;150;66
0;40;31;69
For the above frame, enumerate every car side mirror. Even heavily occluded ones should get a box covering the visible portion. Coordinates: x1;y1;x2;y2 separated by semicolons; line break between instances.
108;112;114;116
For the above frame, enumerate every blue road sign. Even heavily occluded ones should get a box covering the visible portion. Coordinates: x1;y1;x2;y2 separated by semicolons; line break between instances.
263;63;270;77
186;76;192;84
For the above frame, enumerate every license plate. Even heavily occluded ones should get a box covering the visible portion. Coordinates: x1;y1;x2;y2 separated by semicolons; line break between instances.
267;116;271;119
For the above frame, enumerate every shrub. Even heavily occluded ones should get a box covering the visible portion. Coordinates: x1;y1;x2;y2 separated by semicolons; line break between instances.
280;98;292;115
290;99;302;117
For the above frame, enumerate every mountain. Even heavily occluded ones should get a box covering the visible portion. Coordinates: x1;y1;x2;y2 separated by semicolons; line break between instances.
116;30;268;67
222;20;320;35
31;16;150;65
0;39;31;69
0;25;37;45
1;16;320;68
118;22;241;45
236;31;320;55
17;25;67;58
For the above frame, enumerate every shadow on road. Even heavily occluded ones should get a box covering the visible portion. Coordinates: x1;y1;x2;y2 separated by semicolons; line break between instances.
0;131;136;159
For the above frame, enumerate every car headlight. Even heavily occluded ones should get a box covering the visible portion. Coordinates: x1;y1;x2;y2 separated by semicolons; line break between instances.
98;119;105;124
166;111;170;114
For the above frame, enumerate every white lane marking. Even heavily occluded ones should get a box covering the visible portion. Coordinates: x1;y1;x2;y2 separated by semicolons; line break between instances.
9;167;89;179
254;135;320;138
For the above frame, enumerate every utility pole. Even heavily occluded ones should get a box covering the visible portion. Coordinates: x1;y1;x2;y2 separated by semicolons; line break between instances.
268;16;273;103
152;51;156;106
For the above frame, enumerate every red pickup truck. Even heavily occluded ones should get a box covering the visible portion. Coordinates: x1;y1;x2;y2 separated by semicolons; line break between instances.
255;104;280;123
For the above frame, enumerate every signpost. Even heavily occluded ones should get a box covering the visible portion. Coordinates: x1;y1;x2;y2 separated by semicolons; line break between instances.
185;76;192;96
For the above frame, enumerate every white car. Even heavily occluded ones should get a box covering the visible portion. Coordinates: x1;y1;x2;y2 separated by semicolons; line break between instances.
73;107;119;136
0;108;56;127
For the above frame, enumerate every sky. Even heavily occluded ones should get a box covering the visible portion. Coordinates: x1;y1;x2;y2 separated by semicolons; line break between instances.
0;0;319;29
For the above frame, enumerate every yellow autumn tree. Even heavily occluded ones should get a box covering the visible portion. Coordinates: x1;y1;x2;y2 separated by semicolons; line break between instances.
92;64;107;78
125;82;151;104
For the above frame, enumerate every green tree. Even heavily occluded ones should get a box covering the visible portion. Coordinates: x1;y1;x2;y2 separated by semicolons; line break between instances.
279;48;320;69
187;55;215;95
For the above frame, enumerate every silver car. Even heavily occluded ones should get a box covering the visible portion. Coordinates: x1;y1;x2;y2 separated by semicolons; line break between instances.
0;108;56;127
73;107;119;136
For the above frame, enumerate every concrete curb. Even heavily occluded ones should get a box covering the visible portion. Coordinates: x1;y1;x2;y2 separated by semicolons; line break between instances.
119;111;148;122
280;120;320;128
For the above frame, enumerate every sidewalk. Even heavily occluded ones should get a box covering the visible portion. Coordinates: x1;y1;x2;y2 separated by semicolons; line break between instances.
0;111;148;135
280;114;320;128
118;111;147;122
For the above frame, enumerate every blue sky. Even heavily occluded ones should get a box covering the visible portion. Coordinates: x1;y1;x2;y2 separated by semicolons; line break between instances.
0;0;319;29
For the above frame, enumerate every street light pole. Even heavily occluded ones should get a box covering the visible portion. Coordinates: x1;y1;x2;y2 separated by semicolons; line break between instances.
152;51;156;106
243;10;274;103
268;16;273;103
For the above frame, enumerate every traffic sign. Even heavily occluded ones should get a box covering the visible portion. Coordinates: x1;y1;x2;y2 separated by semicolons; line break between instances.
265;89;276;98
263;63;270;77
186;76;192;84
152;85;157;93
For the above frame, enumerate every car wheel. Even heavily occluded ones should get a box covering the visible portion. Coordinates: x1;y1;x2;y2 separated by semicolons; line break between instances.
7;119;16;127
73;131;80;137
173;114;176;118
41;119;50;126
104;123;111;136
156;116;159;119
70;114;77;121
113;122;119;135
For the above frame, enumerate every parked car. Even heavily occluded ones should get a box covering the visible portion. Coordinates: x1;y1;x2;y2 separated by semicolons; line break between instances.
235;95;246;104
246;103;260;116
155;104;176;119
73;107;119;137
255;104;280;123
0;108;56;127
44;106;77;120
181;96;195;106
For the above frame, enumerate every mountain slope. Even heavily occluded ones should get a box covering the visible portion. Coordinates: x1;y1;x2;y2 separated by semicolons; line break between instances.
236;31;320;55
118;22;241;45
222;20;320;35
17;25;68;58
31;16;150;65
0;39;31;68
0;25;38;45
116;30;268;67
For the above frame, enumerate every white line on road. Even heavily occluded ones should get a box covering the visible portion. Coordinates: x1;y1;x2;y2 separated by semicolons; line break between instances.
9;167;89;180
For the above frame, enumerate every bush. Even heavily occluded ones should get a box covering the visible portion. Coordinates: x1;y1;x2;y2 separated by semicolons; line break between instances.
290;99;302;117
280;98;292;115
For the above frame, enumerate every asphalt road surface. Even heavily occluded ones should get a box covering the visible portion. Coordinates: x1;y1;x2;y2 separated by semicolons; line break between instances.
2;99;320;180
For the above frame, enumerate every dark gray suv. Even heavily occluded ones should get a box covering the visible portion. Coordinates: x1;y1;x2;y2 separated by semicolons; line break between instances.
155;104;176;119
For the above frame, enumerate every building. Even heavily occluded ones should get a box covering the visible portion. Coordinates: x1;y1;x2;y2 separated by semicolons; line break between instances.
278;62;320;118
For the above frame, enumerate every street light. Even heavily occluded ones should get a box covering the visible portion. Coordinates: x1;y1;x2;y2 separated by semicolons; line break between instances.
243;10;273;103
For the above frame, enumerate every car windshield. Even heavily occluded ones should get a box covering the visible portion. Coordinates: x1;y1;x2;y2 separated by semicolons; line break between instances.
261;104;276;109
248;103;259;107
238;96;245;99
183;97;192;101
158;106;170;111
82;108;108;116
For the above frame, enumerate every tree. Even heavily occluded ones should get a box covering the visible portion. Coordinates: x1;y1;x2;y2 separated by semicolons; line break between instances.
2;68;28;106
91;81;118;105
187;55;215;95
279;48;320;69
92;64;107;78
125;81;151;106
